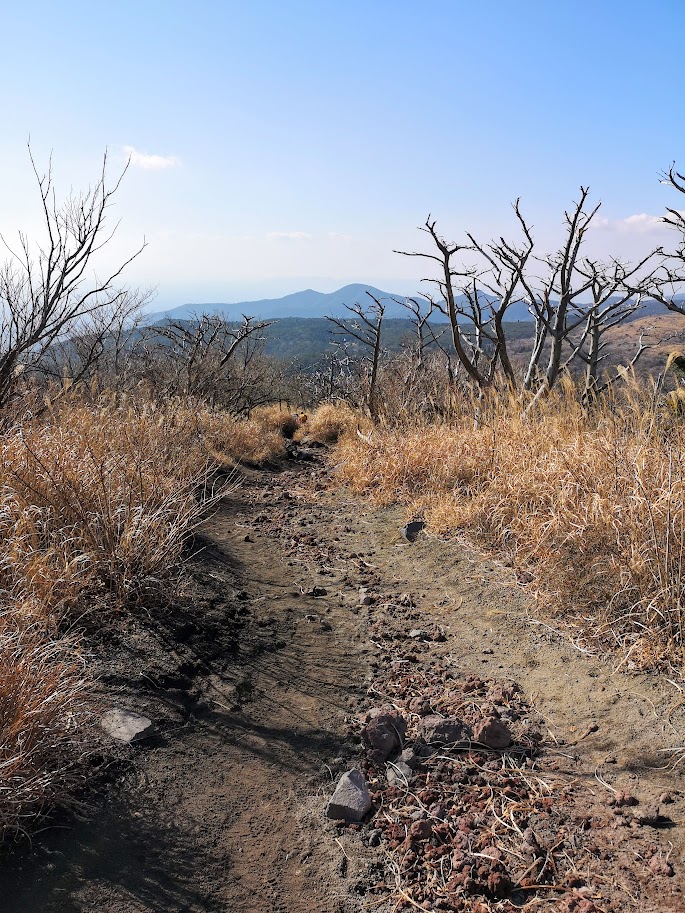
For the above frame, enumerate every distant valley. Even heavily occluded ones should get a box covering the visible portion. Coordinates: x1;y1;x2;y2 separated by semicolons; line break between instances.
144;284;685;370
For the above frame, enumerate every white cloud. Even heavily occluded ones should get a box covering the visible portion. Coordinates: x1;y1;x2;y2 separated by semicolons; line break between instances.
265;231;312;241
591;213;667;234
123;145;180;170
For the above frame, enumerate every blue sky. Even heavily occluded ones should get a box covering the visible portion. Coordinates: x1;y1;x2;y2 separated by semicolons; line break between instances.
1;0;683;306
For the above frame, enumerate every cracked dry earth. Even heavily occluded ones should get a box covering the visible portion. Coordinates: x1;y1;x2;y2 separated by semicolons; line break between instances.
1;450;685;912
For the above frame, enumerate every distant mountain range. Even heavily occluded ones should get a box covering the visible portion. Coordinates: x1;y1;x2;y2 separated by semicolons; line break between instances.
145;284;421;323
145;284;685;326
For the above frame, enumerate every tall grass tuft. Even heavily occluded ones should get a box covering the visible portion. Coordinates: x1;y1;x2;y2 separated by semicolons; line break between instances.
333;380;685;668
0;617;92;840
0;391;287;839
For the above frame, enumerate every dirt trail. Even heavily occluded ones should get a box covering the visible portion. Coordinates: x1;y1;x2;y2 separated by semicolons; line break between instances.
0;461;374;913
1;452;684;911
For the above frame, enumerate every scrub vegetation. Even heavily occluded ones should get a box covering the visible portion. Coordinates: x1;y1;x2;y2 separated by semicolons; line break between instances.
2;147;685;846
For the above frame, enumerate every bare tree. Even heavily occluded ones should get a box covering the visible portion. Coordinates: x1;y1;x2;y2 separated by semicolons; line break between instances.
398;189;665;410
305;337;355;404
569;257;657;401
396;222;488;387
38;287;152;392
637;163;685;313
326;292;386;419
0;146;145;408
145;313;273;407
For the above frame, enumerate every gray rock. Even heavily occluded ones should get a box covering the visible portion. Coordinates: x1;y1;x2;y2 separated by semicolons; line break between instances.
308;586;328;597
358;587;374;606
418;715;472;746
387;760;414;786
101;709;155;743
473;716;512;749
634;804;662;827
368;828;382;847
401;520;425;542
326;769;372;821
408;629;428;639
400;747;421;770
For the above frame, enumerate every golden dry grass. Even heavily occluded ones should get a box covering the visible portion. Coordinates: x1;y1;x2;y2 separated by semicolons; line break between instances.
301;401;364;444
249;402;302;439
333;382;685;669
0;618;92;840
0;392;287;839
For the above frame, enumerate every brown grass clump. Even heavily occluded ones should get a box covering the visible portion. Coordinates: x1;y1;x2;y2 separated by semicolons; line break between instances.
198;409;286;466
0;392;289;839
249;403;302;439
0;617;91;840
302;401;363;444
0;398;222;614
334;383;685;668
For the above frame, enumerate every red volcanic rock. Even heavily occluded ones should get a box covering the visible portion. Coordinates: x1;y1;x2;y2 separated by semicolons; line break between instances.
473;716;512;749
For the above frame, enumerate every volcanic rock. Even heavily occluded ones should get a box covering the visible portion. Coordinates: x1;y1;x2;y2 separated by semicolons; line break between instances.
326;769;372;822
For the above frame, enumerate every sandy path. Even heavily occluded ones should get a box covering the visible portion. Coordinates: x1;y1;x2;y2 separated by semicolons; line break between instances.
0;453;684;911
0;463;372;913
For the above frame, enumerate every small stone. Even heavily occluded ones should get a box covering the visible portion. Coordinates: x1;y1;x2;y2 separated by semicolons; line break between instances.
613;791;638;808
358;588;374;606
368;828;382;847
308;586;327;597
386;760;414;786
660;792;674;804
400;747;421;769
473;716;512;750
649;855;674;876
363;707;407;764
327;769;372;822
486;682;520;704
408;629;428;639
634;804;661;826
408;819;432;841
408;697;431;715
418;715;471;746
401;520;425;542
101;709;155;744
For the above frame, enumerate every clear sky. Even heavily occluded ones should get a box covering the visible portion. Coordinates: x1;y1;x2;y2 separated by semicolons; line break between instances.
1;0;683;307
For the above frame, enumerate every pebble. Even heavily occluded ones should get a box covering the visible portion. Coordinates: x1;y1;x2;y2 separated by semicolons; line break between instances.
473;716;512;750
100;709;155;744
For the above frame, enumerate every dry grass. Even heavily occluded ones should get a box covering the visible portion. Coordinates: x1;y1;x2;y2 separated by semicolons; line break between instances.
0;398;221;614
200;409;287;465
333;380;685;669
249;402;302;439
0;617;92;841
0;391;287;840
301;401;364;444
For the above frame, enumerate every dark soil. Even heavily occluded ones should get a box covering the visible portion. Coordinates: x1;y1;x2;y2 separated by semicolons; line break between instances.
0;450;684;912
